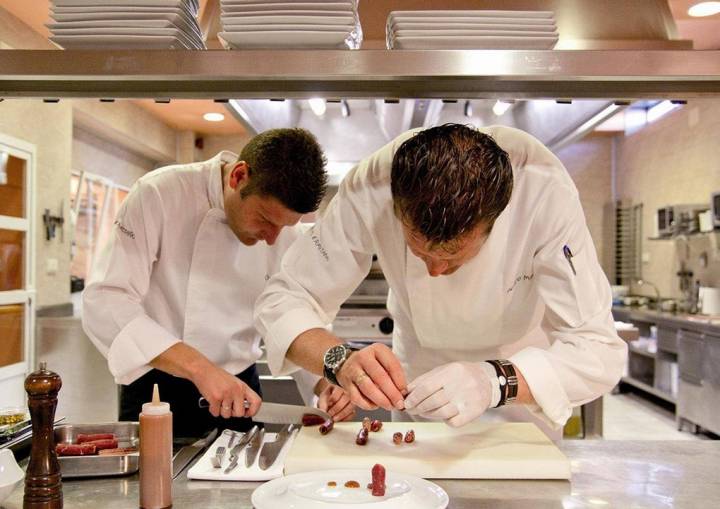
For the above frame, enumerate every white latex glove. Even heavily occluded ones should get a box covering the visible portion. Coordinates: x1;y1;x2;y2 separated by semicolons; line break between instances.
404;362;497;428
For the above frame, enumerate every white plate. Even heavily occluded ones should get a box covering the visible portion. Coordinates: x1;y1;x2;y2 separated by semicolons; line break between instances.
50;27;203;48
52;4;198;22
389;16;556;27
50;34;192;49
50;11;201;38
218;30;357;48
389;10;554;19
221;15;355;25
54;0;198;16
47;19;179;29
251;468;449;509
222;0;354;4
390;35;558;50
222;3;355;13
388;22;557;32
392;29;558;38
222;23;356;32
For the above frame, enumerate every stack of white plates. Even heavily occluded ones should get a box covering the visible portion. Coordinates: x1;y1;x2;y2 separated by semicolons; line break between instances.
218;0;362;50
48;0;205;50
386;10;558;50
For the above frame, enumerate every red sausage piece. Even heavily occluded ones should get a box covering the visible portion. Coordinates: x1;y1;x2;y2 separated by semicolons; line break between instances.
356;427;369;445
86;438;119;450
404;430;415;443
77;433;115;444
371;463;386;497
370;419;382;432
302;414;326;426
392;432;403;444
319;419;334;435
56;443;97;456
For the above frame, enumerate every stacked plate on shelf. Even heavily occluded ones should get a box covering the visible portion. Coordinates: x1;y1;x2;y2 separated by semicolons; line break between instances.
218;0;362;50
48;0;206;50
386;10;558;50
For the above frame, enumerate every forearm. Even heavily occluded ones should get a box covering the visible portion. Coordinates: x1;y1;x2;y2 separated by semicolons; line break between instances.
286;328;343;376
150;342;213;382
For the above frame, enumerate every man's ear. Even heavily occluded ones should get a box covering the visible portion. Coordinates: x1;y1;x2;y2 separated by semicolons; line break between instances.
228;161;250;190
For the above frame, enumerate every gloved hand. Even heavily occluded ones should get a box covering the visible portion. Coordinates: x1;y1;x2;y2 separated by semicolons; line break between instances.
404;362;496;427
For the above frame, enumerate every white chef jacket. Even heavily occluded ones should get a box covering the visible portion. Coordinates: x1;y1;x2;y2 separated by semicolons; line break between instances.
82;152;318;401
255;126;628;429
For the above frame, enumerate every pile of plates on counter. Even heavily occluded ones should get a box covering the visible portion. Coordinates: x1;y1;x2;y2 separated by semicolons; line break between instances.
48;0;205;50
218;0;362;50
386;10;558;50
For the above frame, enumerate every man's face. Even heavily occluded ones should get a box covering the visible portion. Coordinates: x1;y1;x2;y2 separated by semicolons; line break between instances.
402;221;490;277
224;162;302;246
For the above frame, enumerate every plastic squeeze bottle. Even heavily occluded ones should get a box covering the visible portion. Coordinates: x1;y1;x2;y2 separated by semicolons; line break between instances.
139;384;173;509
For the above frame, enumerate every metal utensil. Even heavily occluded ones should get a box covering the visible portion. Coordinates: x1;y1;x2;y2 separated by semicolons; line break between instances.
197;398;330;425
172;428;218;480
244;428;265;468
224;425;258;474
210;446;225;469
258;424;297;471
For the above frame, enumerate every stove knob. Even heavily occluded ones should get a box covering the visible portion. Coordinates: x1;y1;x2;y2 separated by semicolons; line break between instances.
379;317;394;335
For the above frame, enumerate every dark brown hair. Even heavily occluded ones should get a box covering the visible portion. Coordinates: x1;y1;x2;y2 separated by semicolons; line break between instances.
391;124;513;246
240;128;327;213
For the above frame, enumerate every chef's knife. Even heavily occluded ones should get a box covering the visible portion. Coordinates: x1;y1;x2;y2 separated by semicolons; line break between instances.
172;428;218;479
244;428;265;468
197;398;330;425
258;424;297;471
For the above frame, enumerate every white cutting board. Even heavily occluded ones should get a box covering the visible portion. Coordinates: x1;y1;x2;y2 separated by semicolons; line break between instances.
284;422;570;480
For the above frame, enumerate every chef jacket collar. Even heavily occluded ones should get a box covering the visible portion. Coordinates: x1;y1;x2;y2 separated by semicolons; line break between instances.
207;150;240;211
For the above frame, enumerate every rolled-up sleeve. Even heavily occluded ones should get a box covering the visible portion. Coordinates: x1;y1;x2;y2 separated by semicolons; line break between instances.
255;174;376;376
509;185;628;428
82;181;180;384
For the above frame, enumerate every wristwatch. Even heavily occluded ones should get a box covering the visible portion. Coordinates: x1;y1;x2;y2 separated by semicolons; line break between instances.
323;344;357;386
486;359;519;407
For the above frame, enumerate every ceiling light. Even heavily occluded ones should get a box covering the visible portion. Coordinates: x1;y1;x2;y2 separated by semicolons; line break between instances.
646;100;681;123
309;98;327;117
492;100;513;116
203;112;225;122
688;1;720;16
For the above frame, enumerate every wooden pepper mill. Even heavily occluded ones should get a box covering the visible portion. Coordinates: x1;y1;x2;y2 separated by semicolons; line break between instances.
23;361;63;509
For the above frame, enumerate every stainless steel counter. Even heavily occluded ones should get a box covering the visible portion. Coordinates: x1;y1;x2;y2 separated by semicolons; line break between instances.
3;441;719;508
613;306;720;336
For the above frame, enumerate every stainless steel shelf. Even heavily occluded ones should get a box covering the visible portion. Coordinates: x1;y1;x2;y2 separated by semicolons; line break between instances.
1;49;720;99
628;345;656;359
621;376;676;404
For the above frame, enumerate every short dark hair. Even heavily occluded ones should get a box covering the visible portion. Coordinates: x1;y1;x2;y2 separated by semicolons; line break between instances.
391;124;513;246
240;128;327;213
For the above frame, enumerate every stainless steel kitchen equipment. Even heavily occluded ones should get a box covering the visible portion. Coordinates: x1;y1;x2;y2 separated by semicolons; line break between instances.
244;429;265;468
656;203;709;237
54;422;139;479
172;429;218;480
258;424;297;471
224;425;258;475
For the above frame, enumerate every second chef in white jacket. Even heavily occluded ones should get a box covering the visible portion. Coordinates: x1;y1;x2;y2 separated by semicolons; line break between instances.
255;124;627;435
83;128;354;437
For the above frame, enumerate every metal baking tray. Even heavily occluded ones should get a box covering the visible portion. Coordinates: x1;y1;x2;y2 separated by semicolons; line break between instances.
55;422;139;478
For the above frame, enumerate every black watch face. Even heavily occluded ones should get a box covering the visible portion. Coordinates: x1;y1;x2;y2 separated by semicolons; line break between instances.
325;345;346;369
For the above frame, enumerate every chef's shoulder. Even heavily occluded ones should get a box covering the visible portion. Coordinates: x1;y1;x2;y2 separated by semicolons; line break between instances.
128;161;206;212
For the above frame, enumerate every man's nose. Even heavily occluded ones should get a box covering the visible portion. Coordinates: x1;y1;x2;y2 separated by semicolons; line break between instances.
263;226;281;245
425;259;448;277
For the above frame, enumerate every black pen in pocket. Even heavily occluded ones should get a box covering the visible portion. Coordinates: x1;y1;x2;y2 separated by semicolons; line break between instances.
563;245;577;275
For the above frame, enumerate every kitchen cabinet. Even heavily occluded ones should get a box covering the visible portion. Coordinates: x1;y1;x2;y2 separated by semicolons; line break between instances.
678;333;720;436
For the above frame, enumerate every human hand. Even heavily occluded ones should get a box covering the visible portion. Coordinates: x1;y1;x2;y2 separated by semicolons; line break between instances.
193;364;262;419
404;362;494;427
317;383;355;422
335;343;407;412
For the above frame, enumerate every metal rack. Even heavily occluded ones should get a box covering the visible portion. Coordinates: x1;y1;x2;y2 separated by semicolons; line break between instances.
1;49;720;99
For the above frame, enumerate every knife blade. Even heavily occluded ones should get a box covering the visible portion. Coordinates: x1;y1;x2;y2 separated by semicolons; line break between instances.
258;424;297;471
244;428;265;468
224;425;258;474
172;428;218;479
197;398;330;425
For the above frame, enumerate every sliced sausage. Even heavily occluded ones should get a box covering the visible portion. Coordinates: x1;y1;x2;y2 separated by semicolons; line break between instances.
302;414;326;426
56;443;97;456
76;433;116;444
319;419;334;435
356;427;369;445
371;463;386;497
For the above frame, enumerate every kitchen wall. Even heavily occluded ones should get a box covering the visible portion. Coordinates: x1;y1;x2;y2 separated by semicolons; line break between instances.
555;135;615;277
616;99;720;299
197;132;254;162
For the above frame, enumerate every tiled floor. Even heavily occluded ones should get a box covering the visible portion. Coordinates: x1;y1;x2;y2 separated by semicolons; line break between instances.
603;391;710;440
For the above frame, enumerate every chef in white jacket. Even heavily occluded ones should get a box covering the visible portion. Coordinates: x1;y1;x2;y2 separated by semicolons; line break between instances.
83;128;354;437
255;124;627;435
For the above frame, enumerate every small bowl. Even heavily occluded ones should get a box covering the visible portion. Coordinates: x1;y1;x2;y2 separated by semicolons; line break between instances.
0;449;24;503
